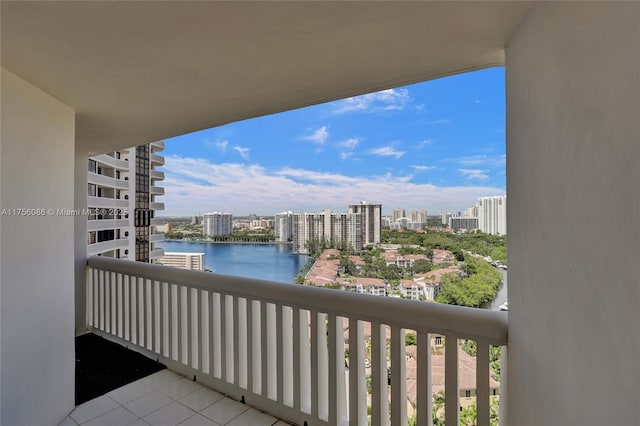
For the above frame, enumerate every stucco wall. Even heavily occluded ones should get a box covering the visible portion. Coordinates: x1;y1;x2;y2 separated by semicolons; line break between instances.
1;68;76;425
506;3;640;425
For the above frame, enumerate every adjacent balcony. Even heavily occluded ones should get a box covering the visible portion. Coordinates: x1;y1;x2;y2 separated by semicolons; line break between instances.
88;196;130;209
149;233;165;243
87;239;130;256
150;140;165;151
87;219;130;232
86;257;507;426
150;154;165;166
150;202;165;211
92;154;130;170
88;172;129;190
150;186;165;196
151;170;165;181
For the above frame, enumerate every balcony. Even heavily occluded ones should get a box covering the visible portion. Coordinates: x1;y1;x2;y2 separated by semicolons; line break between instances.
85;257;507;426
149;233;165;243
88;196;130;210
87;171;129;190
150;154;165;166
87;219;130;232
151;170;165;181
149;247;165;259
150;186;165;196
92;154;130;170
87;239;130;256
150;202;165;211
150;140;165;151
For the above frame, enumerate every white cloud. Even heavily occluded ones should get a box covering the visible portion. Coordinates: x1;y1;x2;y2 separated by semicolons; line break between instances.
411;165;436;171
452;154;505;167
160;155;504;216
336;137;360;149
215;140;229;151
340;152;354;161
332;88;410;114
369;146;405;159
459;169;489;180
302;126;329;145
430;119;450;125
233;146;250;160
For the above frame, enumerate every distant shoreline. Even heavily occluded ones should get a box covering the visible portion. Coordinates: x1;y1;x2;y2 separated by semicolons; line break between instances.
163;239;291;245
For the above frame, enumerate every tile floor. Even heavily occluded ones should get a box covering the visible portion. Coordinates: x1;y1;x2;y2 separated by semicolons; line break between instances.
60;370;293;426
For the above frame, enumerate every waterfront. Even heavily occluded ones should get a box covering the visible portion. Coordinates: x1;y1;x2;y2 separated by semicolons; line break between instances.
158;241;309;283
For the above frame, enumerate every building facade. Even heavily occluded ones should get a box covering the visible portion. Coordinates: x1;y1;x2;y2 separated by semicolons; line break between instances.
477;195;507;235
348;201;382;246
449;216;479;230
292;209;363;254
203;212;233;236
87;141;165;262
274;211;294;242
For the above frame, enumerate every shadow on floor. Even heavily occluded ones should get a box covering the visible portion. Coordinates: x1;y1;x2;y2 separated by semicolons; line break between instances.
75;333;166;405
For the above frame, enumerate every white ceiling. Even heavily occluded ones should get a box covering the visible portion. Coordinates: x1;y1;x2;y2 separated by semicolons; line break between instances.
1;1;533;153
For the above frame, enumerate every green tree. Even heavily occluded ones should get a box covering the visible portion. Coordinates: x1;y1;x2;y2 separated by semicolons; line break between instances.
405;332;417;346
293;275;305;285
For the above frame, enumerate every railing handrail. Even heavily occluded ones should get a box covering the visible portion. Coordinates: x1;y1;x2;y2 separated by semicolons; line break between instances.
88;255;507;345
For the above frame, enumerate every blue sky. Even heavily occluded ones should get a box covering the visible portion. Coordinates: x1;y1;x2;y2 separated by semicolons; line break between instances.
161;67;506;216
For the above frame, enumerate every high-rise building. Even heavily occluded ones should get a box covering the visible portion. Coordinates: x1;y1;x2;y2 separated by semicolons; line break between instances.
449;216;479;230
274;211;294;242
292;209;363;254
441;212;453;226
348;201;382;246
410;209;428;225
477;195;507;235
392;208;406;223
203;212;233;236
87;141;165;262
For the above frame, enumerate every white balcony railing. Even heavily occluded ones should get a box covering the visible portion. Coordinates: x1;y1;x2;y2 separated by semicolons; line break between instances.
86;257;507;426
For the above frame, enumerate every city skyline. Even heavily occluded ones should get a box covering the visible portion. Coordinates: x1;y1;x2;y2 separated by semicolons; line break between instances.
161;67;505;216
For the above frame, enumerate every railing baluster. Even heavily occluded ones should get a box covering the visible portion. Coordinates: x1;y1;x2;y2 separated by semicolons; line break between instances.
310;310;320;419
292;307;301;412
99;269;105;331
130;275;137;345
196;289;203;371
371;321;389;426
251;299;261;394
169;284;175;360
147;279;154;351
87;268;94;328
116;274;122;338
476;339;490;426
348;318;366;426
276;304;284;404
444;334;459;426
159;282;165;357
213;292;221;377
328;314;347;425
417;331;432;426
246;298;254;392
187;288;194;368
391;326;407;425
111;272;117;334
104;271;110;333
499;345;507;426
238;297;247;389
138;277;145;348
123;274;130;341
208;291;221;378
220;293;228;381
233;296;241;387
299;309;311;415
260;301;269;397
282;306;293;407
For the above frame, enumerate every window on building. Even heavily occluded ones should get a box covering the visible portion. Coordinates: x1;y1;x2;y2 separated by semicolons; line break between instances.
88;159;96;173
88;183;96;197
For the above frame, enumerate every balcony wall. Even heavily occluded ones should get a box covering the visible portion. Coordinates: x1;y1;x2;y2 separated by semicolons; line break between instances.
0;68;76;425
506;3;640;425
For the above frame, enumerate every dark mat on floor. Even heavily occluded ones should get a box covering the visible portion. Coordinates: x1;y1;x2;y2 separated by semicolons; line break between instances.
75;333;166;405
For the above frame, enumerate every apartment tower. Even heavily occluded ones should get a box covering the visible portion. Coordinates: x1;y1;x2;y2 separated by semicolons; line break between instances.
87;141;165;262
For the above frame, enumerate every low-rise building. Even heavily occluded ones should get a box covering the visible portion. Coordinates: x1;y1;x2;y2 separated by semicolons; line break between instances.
156;252;205;271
